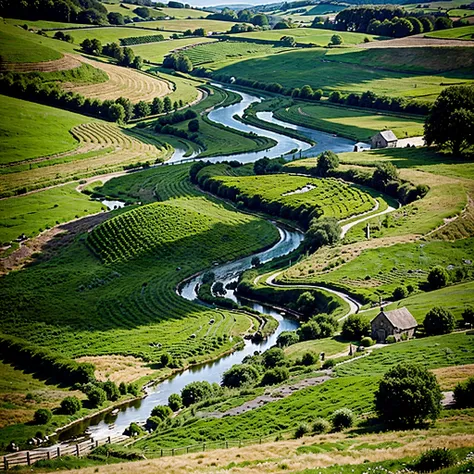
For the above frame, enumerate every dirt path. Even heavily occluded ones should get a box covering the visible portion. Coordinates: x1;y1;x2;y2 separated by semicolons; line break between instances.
358;35;474;48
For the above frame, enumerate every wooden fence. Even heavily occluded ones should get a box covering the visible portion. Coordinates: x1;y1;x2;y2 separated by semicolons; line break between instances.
1;434;126;470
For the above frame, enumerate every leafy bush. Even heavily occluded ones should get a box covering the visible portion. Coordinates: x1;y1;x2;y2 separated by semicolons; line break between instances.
87;385;107;408
119;382;127;395
315;150;339;177
414;448;457;472
261;367;289;386
360;337;374;347
375;362;442;427
60;396;81;415
222;364;259;388
101;380;120;401
322;359;336;369
423;307;455;335
262;347;285;368
161;352;172;367
276;331;299;347
126;422;144;437
168;393;183;411
462;305;474;327
342;314;370;340
392;286;408;300
305;217;341;252
34;408;52;425
301;352;318;366
151;405;172;421
295;422;310;438
386;335;396;344
331;408;355;431
427;266;449;290
297;321;321;341
453;376;474;408
312;418;331;434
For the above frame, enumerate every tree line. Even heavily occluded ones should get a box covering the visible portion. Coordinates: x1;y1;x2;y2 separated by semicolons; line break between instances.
207;7;269;27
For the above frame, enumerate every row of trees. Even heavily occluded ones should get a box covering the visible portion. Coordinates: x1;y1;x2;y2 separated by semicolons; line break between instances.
163;53;193;73
81;39;144;70
208;7;269;27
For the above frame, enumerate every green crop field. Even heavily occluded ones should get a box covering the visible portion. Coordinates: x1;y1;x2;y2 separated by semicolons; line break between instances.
131;37;217;64
184;40;292;68
0;184;104;243
234;28;382;45
0;165;279;364
213;48;474;101
0;23;63;63
131;19;233;32
49;27;173;44
207;174;374;221
0;95;89;165
273;101;424;142
426;25;474;40
305;4;347;15
448;9;474;17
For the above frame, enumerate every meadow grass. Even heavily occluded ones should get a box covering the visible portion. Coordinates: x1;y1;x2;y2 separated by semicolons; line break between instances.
132;19;233;32
4;18;91;30
0;23;62;63
132;37;217;64
284;337;349;360
48;27;174;44
0;95;89;165
213;48;474;101
0;184;104;243
426;25;474;40
273;101;424;142
234;28;382;45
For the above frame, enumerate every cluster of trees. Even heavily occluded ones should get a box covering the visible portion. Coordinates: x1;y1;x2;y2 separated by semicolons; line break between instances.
332;6;458;37
163;53;193;73
424;85;474;155
53;31;74;43
81;380;139;408
183;28;207;37
208;7;269;27
229;23;259;33
0;0;108;25
0;71;173;123
81;39;144;70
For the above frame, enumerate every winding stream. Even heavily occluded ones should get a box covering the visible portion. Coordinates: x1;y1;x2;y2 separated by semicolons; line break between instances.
61;86;372;442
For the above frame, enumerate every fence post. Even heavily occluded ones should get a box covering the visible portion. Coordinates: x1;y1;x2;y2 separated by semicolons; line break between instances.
96;440;99;448
226;441;228;449
107;436;111;444
26;452;31;466
3;456;8;470
57;446;61;458
76;444;80;456
259;438;262;445
47;451;51;460
186;446;189;454
160;448;163;457
239;440;242;448
203;443;205;452
172;448;175;456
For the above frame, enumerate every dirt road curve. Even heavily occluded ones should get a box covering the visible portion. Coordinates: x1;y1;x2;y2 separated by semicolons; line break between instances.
359;35;474;48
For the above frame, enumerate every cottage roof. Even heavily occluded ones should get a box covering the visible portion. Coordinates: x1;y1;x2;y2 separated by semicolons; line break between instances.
376;307;418;330
377;130;398;142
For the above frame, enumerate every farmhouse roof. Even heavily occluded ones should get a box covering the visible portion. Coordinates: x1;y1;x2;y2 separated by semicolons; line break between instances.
377;130;398;142
375;307;418;330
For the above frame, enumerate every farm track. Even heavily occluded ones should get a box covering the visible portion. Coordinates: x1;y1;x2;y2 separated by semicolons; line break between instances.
63;55;173;102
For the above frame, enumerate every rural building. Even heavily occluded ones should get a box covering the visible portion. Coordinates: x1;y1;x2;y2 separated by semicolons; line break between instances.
370;307;418;342
371;130;398;149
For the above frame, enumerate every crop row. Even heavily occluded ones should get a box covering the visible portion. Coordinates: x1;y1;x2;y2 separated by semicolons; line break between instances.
120;34;165;46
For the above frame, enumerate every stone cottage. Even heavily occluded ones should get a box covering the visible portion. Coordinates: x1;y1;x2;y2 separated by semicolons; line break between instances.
371;130;398;149
370;307;418;343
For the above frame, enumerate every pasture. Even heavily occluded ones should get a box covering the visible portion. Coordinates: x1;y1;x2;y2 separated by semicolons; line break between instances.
426;25;474;40
273;101;424;142
103;2;166;18
131;19;233;32
213;48;474;101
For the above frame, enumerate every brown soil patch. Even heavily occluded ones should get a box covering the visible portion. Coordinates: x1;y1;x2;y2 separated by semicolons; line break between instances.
0;53;81;73
432;363;474;390
63;55;173;102
75;355;154;384
359;35;474;48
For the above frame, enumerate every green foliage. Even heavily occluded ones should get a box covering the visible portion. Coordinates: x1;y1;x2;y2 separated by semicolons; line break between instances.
298;321;322;341
151;404;173;420
86;385;107;408
372;162;399;191
392;286;408;300
262;347;285;368
330;34;343;45
331;408;355;431
120;35;164;46
222;364;259;388
386;335;396;344
423;307;455;336
261;367;289;386
161;352;173;367
316;151;339;177
414;448;457;472
119;382;127;396
374;362;442;426
295;422;310;438
360;337;374;347
322;359;336;369
428;266;449;290
277;331;299;347
453;376;474;408
462;306;474;327
188;119;199;132
60;396;81;415
301;351;319;366
181;381;214;407
34;408;52;425
312;417;331;434
127;422;144;437
305;217;341;252
102;380;120;401
168;393;183;412
341;314;371;341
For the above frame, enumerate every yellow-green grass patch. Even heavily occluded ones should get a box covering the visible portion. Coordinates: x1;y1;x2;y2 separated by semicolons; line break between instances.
132;19;233;32
426;25;474;40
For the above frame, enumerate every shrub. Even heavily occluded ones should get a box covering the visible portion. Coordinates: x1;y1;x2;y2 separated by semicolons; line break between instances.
168;393;183;411
262;347;285;368
462;305;474;327
127;383;140;397
160;352;172;367
301;352;318;366
102;380;120;401
453;376;474;408
427;266;449;290
222;364;259;388
126;422;144;437
276;331;299;347
322;359;336;369
261;367;289;386
423;306;455;335
181;381;213;407
295;422;310;438
145;416;162;431
375;362;442;426
341;314;370;340
119;382;127;395
414;448;457;472
34;408;52;425
392;286;408;300
188;119;199;132
315;150;339;177
151;404;172;420
297;321;321;341
60;396;81;415
305;217;341;251
386;335;396;344
360;337;374;347
87;386;107;408
332;408;355;431
312;418;331;434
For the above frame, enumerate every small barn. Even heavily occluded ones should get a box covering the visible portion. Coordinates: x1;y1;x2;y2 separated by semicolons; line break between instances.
370;307;418;343
371;130;398;149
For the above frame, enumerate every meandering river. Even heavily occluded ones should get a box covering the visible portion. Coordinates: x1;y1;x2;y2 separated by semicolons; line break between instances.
60;86;365;441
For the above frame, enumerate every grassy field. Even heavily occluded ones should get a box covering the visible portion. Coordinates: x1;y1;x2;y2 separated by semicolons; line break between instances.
284;337;349;361
0;23;63;63
0;95;89;165
184;40;291;68
426;25;474;40
4;18;91;30
131;37;217;64
104;2;166;17
0;165;279;364
0;184;104;243
234;28;382;45
48;27;173;44
273;101;424;142
213;48;474;101
104;3;208;19
131;19;233;32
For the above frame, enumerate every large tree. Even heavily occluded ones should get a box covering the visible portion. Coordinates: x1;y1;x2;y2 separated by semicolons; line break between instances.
375;362;442;426
424;85;474;155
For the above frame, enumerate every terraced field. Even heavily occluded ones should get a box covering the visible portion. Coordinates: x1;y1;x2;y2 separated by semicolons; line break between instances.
133;19;233;32
63;56;173;102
